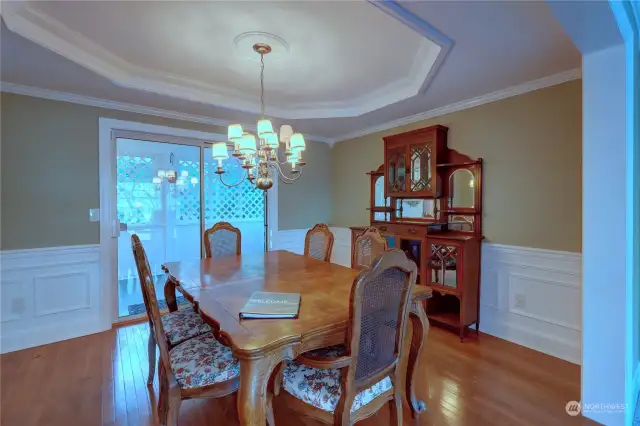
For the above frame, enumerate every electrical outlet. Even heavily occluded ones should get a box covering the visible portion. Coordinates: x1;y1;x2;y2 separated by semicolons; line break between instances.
514;294;526;309
11;298;25;314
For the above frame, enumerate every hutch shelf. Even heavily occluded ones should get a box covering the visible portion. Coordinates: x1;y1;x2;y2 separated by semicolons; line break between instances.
350;124;484;341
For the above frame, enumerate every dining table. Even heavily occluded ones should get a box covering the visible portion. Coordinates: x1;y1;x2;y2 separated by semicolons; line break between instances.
162;250;431;426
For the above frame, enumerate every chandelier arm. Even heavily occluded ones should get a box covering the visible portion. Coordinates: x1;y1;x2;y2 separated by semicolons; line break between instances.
271;161;303;183
217;170;249;188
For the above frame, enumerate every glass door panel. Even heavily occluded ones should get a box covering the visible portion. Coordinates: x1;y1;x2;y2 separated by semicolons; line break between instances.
116;138;201;317
386;145;407;195
409;141;433;195
428;243;459;289
204;147;266;254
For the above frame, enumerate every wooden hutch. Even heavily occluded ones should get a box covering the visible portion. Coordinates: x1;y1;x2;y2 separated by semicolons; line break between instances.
350;125;484;341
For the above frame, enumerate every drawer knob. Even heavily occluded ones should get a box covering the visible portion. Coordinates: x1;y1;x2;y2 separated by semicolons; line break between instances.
379;226;388;231
408;228;417;234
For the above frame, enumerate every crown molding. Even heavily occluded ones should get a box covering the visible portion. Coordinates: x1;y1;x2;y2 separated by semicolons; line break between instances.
0;82;333;144
328;68;582;144
2;0;451;120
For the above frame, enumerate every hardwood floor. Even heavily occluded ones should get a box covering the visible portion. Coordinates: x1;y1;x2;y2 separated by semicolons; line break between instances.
1;323;598;426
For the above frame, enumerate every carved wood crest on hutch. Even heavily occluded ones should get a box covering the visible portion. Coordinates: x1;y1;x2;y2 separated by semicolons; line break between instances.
351;124;484;341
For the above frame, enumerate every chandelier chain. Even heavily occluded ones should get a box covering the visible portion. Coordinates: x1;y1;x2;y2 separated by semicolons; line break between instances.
260;53;265;118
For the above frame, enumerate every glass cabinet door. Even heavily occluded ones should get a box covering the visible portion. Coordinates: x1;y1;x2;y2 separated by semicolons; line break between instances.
386;145;407;195
409;140;435;196
428;243;459;289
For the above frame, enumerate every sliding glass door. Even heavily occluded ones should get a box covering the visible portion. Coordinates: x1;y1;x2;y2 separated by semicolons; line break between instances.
115;137;266;318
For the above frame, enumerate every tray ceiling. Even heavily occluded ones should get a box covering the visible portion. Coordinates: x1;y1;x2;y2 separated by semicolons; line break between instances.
1;1;580;142
1;1;447;119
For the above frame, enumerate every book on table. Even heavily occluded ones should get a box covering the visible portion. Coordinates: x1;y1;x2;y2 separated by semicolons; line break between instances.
239;292;301;319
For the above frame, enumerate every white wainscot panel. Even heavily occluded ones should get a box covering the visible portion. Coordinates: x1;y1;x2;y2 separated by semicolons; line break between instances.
480;244;582;364
0;245;104;354
33;271;91;317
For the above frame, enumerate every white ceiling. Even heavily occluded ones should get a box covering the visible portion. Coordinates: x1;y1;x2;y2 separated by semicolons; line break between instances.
1;0;580;142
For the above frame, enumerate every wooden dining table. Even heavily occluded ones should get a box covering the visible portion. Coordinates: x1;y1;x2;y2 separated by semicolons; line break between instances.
162;250;431;426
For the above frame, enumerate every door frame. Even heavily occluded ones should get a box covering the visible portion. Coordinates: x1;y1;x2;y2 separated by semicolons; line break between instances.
98;118;278;326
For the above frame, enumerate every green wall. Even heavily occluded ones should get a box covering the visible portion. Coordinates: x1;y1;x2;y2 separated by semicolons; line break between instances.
331;81;583;253
0;93;332;250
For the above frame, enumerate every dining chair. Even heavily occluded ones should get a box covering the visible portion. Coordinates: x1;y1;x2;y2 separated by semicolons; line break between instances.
304;223;334;262
351;227;388;270
131;234;211;385
276;249;417;426
132;235;257;426
203;221;242;258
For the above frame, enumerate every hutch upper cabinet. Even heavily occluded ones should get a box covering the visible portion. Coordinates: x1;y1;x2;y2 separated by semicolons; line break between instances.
384;125;448;198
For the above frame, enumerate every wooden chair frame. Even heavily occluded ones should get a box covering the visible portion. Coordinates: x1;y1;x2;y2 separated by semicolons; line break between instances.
351;227;388;270
276;249;417;426
132;236;244;426
304;223;335;262
203;221;242;259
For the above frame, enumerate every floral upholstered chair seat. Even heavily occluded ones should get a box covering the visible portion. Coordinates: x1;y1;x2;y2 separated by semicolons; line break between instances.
169;333;240;389
161;308;212;346
282;358;392;413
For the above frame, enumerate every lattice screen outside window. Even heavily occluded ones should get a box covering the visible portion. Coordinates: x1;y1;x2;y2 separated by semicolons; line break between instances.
116;155;159;225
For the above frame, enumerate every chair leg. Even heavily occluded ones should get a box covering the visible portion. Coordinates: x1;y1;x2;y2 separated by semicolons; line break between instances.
390;391;403;426
147;329;156;385
166;394;182;426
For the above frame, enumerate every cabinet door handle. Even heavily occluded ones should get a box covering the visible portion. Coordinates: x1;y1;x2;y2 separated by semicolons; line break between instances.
379;226;388;231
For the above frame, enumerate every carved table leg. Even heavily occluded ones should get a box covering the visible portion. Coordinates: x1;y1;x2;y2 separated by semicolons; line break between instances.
164;277;178;312
237;346;296;426
406;301;430;419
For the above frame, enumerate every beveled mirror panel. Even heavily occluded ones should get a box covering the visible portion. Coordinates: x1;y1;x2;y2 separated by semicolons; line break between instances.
373;176;391;221
448;215;475;232
397;199;437;220
448;169;475;209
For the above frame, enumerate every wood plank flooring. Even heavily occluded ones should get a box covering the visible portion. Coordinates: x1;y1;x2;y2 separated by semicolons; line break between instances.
1;323;598;426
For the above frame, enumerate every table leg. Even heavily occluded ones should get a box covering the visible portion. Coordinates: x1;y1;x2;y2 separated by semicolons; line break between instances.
163;277;178;312
406;301;429;419
237;347;295;426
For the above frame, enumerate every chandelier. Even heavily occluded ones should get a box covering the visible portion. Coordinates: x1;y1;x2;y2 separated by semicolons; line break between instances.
211;43;307;191
152;153;198;187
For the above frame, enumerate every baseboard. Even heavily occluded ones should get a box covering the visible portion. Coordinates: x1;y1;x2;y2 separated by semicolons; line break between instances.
0;244;106;353
327;227;582;364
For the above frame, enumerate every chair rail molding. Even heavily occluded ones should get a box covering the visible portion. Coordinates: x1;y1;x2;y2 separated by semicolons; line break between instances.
327;227;582;364
0;244;102;353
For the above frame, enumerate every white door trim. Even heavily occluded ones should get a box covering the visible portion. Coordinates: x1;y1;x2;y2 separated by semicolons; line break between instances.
98;118;277;326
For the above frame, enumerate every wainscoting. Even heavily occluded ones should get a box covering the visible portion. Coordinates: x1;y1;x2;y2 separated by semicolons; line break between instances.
0;245;104;353
1;232;582;363
324;227;582;364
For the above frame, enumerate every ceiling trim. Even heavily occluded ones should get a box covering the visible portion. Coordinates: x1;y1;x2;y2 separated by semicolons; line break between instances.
2;1;452;119
369;1;453;96
0;82;333;144
328;68;582;145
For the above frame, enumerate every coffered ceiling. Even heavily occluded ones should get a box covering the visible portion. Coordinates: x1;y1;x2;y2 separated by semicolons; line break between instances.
1;1;580;142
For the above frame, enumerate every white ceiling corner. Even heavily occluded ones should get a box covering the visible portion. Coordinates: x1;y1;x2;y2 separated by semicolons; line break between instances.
1;0;451;120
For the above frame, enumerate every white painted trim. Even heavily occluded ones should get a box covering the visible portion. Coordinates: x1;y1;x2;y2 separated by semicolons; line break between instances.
0;82;333;144
0;244;99;271
329;68;582;144
98;118;279;326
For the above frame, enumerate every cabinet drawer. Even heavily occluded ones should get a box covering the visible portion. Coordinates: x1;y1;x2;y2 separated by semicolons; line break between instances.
376;223;426;237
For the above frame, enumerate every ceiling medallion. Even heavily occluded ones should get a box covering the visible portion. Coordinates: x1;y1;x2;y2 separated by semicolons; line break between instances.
211;42;306;191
